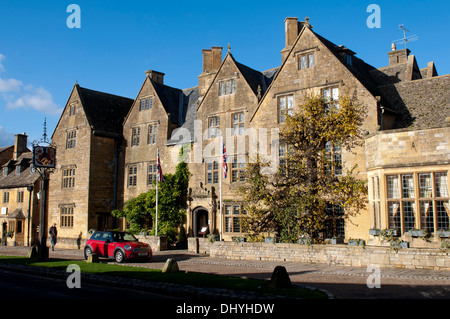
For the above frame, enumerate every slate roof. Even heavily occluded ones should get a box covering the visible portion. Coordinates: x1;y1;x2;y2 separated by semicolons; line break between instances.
166;86;199;145
76;85;134;138
152;81;184;125
0;152;40;189
313;30;449;130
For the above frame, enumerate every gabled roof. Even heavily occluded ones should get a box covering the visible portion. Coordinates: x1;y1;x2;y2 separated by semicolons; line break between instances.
0;152;40;189
76;85;134;138
151;81;184;125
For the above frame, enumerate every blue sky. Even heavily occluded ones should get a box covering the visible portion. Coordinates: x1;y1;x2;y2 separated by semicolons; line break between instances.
0;0;448;147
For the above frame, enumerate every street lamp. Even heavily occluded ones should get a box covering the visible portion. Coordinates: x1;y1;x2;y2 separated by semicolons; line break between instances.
31;118;56;262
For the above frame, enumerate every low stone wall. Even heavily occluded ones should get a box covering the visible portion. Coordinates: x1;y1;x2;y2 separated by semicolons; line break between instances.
135;235;168;251
45;235;168;251
189;238;450;270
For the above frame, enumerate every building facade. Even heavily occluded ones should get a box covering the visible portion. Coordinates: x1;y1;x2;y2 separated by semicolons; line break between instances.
46;16;449;248
0;134;41;246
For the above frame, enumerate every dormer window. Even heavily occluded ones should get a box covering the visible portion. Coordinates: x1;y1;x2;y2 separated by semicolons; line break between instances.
346;54;353;66
2;167;8;177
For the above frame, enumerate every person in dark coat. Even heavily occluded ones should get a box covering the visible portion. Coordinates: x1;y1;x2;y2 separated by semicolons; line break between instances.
49;223;57;251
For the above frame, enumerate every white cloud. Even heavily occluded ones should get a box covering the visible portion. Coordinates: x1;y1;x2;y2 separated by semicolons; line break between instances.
0;77;23;93
0;53;62;115
6;85;61;115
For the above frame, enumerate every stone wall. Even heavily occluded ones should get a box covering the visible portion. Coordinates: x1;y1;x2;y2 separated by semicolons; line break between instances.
189;238;450;270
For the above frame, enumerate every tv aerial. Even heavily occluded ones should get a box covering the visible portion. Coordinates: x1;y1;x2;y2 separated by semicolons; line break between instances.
392;24;418;50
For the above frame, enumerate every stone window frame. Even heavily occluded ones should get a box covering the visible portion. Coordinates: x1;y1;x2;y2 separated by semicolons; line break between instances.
66;129;77;149
218;79;236;96
139;96;153;111
295;47;318;71
128;165;138;187
231;112;245;136
208;116;221;139
62;167;76;189
224;202;247;233
230;155;246;183
277;94;294;124
147;162;158;186
60;205;74;228
147;123;158;145
131;126;141;147
205;160;219;184
3;191;9;203
324;141;342;176
385;172;450;235
322;86;340;114
17;190;24;203
69;102;77;116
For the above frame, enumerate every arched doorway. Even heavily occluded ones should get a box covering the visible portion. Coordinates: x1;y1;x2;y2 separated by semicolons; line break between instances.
193;207;209;237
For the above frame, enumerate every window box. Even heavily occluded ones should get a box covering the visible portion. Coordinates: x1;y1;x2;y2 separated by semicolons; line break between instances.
264;237;278;244
329;237;343;244
409;229;427;238
437;230;450;238
298;237;312;245
369;228;381;236
348;238;365;247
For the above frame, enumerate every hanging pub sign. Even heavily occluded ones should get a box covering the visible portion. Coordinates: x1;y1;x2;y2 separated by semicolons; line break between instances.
33;146;56;168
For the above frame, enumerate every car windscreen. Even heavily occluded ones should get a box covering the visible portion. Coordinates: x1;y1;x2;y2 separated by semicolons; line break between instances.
113;232;138;242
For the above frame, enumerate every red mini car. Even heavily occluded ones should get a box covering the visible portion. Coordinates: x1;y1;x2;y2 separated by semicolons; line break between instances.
84;231;152;263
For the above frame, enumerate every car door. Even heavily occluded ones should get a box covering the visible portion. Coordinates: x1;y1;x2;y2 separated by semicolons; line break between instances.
106;232;121;258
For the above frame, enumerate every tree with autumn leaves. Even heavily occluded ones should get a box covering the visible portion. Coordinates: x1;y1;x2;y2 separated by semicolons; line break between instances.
240;92;368;243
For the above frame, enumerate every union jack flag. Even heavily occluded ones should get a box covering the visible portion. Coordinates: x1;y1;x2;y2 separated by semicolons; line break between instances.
157;148;165;182
223;143;227;179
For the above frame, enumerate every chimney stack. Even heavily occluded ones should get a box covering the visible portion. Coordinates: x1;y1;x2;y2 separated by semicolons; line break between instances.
14;133;28;160
199;46;223;96
387;47;410;66
281;17;306;63
145;69;165;84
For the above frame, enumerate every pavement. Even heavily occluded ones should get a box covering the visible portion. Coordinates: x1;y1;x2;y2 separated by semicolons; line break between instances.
1;246;450;299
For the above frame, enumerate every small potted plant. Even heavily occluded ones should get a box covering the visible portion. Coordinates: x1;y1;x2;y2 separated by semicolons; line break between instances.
348;238;366;247
436;229;450;238
409;228;427;238
330;237;344;244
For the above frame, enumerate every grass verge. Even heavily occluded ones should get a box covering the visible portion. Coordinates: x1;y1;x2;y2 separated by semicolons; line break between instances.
0;256;327;299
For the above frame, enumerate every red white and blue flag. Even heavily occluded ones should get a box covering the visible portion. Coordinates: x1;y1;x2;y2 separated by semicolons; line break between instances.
222;143;227;179
157;148;165;182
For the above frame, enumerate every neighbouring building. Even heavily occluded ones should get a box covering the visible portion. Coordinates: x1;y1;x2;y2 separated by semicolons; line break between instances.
0;134;41;246
44;16;449;249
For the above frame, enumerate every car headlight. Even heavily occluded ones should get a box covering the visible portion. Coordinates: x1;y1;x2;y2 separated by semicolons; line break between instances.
124;245;132;251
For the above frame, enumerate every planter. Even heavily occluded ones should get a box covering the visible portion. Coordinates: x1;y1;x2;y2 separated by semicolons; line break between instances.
381;229;399;237
409;230;427;238
329;238;344;244
369;229;381;236
348;239;365;247
298;238;312;245
264;237;278;244
436;230;450;238
232;237;247;243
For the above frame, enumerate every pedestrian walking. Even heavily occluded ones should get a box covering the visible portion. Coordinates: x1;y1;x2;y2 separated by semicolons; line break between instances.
49;223;57;251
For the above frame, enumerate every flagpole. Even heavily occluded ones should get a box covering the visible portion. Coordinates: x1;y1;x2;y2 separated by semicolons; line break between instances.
156;148;159;237
219;138;223;241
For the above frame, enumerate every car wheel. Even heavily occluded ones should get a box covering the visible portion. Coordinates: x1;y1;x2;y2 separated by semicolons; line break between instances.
115;249;125;263
84;246;92;260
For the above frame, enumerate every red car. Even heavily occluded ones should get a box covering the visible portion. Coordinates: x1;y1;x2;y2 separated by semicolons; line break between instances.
84;231;152;263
